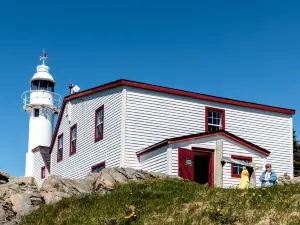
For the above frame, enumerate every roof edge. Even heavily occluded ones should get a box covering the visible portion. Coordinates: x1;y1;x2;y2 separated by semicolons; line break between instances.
49;78;295;155
136;130;270;157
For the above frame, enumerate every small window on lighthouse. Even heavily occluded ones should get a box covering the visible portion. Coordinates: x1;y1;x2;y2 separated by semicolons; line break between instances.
34;109;39;117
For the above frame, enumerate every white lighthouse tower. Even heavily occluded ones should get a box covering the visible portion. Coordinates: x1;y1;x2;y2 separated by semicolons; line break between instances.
22;51;61;177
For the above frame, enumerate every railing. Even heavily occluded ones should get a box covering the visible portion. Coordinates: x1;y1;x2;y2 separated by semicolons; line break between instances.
21;90;62;112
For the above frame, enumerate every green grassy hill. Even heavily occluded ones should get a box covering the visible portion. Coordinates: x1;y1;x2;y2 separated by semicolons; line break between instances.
20;179;300;225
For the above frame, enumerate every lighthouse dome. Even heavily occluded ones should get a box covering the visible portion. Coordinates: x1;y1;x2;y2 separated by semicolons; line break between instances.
31;65;56;84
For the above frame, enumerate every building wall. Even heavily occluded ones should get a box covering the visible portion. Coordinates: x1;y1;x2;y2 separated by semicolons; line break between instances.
170;137;265;188
221;137;265;188
50;87;123;179
125;87;293;178
33;152;49;187
170;136;217;178
138;135;265;188
139;147;168;174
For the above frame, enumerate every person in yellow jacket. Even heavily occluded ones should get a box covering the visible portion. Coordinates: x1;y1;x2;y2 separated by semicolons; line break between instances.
237;166;249;189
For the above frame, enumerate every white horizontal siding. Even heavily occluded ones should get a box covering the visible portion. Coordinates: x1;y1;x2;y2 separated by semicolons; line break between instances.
170;136;266;188
33;152;49;187
125;88;204;169
222;138;265;188
170;136;217;177
125;87;293;178
50;87;123;179
140;148;168;174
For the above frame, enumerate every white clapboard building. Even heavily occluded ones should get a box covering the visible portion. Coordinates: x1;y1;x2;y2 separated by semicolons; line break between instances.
22;57;296;187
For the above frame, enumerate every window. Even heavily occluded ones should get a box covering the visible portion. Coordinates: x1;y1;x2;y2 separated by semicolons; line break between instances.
205;107;225;132
41;166;46;179
34;109;39;117
39;80;48;91
95;105;104;142
70;125;77;155
57;134;63;162
91;162;105;173
231;155;252;178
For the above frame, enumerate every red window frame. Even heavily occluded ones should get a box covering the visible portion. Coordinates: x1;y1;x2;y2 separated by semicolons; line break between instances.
91;161;106;173
41;166;46;179
205;106;225;132
95;105;104;142
57;134;63;162
231;155;252;178
69;124;77;156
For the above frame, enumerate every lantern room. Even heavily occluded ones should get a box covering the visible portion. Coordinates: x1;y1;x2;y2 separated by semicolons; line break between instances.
30;65;56;92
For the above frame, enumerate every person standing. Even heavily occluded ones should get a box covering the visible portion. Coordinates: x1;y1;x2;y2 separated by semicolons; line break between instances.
259;163;277;187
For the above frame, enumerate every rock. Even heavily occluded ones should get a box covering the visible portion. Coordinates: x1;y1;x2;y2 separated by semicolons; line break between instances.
107;168;129;184
40;191;71;205
0;167;179;223
277;173;300;185
15;177;35;186
30;197;43;206
291;177;300;184
41;175;79;195
0;171;9;183
71;179;93;194
94;172;115;191
0;205;5;222
10;193;32;215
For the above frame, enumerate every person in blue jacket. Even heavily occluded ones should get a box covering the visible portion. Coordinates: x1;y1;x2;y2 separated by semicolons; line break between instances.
259;163;277;187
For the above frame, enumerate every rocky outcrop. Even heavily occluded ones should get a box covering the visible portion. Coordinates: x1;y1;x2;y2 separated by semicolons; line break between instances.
0;168;177;224
0;171;9;184
278;173;300;185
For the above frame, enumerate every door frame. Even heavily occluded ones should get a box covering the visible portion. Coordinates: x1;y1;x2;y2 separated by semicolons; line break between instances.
192;147;215;186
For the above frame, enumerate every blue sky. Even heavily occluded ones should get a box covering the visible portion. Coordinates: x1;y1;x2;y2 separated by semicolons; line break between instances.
1;0;300;176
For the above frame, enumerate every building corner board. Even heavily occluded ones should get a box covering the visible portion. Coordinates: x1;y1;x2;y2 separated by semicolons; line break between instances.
120;88;127;168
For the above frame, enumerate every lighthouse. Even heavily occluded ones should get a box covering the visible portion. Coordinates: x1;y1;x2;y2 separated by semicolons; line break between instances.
22;51;61;177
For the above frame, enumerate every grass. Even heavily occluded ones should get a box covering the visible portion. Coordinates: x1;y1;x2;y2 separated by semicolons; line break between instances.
20;179;300;225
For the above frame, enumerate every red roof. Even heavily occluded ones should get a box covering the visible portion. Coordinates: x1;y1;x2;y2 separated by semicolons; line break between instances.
49;79;295;154
136;130;271;157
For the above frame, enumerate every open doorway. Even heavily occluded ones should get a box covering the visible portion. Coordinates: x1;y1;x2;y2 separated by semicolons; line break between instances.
178;147;214;186
194;153;210;184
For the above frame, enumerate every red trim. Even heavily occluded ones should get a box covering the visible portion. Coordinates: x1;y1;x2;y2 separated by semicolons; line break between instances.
231;155;253;178
49;79;295;154
137;130;270;157
57;134;63;162
41;166;46;179
95;105;104;142
205;107;225;132
192;147;215;153
31;146;40;153
31;146;50;173
39;151;50;174
91;161;106;172
69;124;77;156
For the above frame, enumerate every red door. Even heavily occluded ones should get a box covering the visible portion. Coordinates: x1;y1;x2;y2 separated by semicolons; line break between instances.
208;152;215;186
178;148;194;180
